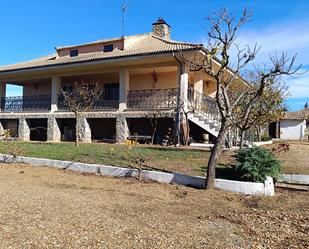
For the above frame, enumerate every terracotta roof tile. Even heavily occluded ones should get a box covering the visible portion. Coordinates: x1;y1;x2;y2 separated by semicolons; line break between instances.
282;108;309;120
0;34;201;73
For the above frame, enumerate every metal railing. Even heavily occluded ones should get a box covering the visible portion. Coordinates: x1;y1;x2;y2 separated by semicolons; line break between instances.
127;88;177;110
0;95;51;112
57;94;119;111
187;88;220;125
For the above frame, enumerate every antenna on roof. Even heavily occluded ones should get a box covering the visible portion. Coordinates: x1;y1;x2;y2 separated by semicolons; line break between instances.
121;3;129;38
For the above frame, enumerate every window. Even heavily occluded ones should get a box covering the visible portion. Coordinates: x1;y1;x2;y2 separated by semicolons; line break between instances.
70;49;79;57
103;44;114;52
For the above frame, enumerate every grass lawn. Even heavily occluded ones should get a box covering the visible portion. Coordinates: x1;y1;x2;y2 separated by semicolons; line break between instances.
1;140;308;176
0;141;213;176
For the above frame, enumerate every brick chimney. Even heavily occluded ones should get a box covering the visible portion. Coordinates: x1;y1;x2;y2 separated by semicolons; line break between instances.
152;17;171;39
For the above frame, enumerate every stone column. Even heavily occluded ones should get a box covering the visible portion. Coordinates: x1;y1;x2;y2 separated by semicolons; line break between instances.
18;117;30;141
0;80;6;98
116;116;129;143
0;81;6;111
0;120;4;135
51;76;61;112
76;116;92;143
47;117;61;142
119;69;129;111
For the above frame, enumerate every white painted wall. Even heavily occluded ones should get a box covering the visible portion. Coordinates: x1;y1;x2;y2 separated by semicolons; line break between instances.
0;154;275;196
280;119;306;140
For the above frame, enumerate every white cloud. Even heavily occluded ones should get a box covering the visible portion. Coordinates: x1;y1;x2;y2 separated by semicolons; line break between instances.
286;72;309;98
236;20;309;65
234;20;309;100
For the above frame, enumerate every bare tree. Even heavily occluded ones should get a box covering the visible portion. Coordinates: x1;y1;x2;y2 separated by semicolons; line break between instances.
234;80;287;149
61;79;102;147
145;111;171;145
176;8;300;189
179;93;200;146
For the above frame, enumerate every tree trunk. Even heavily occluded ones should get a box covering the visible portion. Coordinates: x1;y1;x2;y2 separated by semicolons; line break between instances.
184;113;190;146
180;114;190;146
151;120;157;145
75;113;80;147
256;126;261;141
75;124;80;147
206;121;227;189
239;129;245;150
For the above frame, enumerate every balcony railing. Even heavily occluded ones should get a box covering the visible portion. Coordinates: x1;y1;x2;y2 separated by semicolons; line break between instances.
188;88;220;124
127;88;177;110
0;89;177;112
57;94;119;111
0;95;51;112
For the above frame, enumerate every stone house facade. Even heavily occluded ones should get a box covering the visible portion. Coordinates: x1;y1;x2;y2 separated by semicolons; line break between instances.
0;18;234;144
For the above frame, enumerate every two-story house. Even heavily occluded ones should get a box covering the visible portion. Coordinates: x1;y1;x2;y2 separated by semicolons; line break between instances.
0;18;223;144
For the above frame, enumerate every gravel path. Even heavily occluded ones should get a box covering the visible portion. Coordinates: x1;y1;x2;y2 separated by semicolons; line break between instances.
0;164;307;249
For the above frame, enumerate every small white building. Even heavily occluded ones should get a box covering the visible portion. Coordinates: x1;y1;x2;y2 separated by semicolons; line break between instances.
279;109;309;140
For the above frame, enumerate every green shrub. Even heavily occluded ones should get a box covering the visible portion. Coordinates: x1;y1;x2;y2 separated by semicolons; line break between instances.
235;146;281;182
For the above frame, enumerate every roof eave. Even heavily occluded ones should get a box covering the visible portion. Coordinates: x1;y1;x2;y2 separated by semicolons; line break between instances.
0;49;198;76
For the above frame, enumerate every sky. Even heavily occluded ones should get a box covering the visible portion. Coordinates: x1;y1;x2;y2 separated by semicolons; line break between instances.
1;0;308;111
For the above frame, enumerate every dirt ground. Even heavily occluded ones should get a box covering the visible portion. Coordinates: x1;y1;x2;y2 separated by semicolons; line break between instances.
0;164;307;249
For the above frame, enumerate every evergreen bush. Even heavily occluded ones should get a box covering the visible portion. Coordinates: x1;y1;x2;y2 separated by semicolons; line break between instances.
235;146;281;182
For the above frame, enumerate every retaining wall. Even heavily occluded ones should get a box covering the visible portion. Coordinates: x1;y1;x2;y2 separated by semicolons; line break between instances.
0;154;274;196
281;174;309;184
252;140;273;146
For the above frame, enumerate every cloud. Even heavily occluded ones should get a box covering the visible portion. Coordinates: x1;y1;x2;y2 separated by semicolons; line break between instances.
235;19;309;66
286;72;309;98
234;19;309;102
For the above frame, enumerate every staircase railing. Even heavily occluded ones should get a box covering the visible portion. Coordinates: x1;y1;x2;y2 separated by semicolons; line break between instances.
187;88;220;125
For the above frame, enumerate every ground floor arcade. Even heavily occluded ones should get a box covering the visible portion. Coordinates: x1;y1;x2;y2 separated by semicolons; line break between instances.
0;112;213;144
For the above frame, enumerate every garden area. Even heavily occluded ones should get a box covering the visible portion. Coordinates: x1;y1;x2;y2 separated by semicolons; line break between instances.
0;141;212;176
0;140;308;178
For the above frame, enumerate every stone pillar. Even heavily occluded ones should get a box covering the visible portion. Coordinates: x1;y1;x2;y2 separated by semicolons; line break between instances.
47;117;61;142
18;118;30;141
76;116;92;143
51;76;61;112
119;69;129;111
0;80;6;98
0;81;6;111
0;120;4;135
116;116;129;143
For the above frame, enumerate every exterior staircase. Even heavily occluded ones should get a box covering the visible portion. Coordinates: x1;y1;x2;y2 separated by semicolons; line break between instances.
187;89;221;137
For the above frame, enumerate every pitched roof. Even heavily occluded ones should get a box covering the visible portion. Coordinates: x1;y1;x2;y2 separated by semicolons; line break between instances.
0;33;202;73
282;108;309;120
